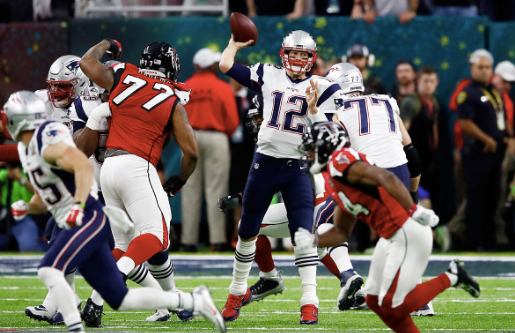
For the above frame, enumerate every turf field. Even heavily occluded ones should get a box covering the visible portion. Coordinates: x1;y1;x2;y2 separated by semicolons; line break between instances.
0;276;514;332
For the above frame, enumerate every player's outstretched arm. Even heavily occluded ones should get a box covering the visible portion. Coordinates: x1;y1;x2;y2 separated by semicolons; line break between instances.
219;35;254;73
43;142;94;206
81;39;117;91
317;205;357;247
172;103;199;182
346;161;414;211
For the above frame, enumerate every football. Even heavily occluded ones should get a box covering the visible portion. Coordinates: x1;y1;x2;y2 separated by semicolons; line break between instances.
230;12;258;46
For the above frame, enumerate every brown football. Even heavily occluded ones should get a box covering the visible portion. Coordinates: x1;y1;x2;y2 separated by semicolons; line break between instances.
230;12;258;46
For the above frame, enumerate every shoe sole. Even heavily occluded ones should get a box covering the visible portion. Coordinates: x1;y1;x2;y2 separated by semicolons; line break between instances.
25;309;51;323
338;277;364;311
196;286;227;333
251;283;285;302
300;320;318;325
146;314;171;322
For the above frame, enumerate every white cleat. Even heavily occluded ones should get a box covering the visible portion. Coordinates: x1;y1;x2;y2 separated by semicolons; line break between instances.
192;285;227;333
146;309;171;322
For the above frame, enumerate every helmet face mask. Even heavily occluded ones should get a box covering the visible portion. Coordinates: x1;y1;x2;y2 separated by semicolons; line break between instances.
46;55;89;108
280;30;317;74
140;42;181;82
4;91;48;141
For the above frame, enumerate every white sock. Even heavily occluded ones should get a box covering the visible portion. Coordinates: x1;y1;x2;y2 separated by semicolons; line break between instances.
64;270;81;306
329;242;353;272
148;259;177;292
445;272;458;286
229;238;257;296
90;290;104;307
117;256;136;276
294;245;319;307
129;264;164;289
38;267;83;331
317;246;327;260
262;268;278;278
41;290;58;315
118;288;193;311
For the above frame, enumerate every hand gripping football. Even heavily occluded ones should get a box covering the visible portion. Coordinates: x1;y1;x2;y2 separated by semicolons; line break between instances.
230;13;258;46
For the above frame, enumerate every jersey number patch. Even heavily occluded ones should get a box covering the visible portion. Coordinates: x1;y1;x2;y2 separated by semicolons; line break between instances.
112;75;174;111
30;168;62;205
337;191;370;216
267;91;308;135
338;96;396;135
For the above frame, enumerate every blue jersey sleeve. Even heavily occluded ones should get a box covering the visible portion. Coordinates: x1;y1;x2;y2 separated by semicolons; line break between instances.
226;63;264;93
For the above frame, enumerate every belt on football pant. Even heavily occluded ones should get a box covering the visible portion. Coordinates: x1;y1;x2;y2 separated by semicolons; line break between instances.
105;149;132;158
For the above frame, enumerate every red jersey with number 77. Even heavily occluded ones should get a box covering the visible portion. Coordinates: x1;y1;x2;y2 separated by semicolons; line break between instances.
322;147;409;239
107;62;179;167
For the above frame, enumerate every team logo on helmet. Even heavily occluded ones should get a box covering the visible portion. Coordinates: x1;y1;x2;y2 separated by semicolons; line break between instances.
66;60;80;75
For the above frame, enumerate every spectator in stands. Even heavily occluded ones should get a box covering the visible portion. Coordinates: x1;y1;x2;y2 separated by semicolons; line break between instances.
400;65;439;197
456;49;513;251
352;0;418;24
182;48;239;252
228;65;257;248
392;60;417;104
432;0;478;16
345;44;389;95
245;0;307;18
310;57;326;76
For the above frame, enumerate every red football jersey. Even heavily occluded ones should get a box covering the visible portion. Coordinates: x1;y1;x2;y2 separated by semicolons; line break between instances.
322;147;408;239
108;63;179;167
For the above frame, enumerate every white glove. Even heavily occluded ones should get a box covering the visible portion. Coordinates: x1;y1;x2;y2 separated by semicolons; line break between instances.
11;200;28;221
86;103;112;131
410;204;439;227
175;89;191;105
294;227;318;250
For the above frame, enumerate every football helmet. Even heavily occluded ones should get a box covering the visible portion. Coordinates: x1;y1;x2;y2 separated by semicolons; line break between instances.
299;121;349;174
245;94;263;137
280;30;317;74
3;91;47;141
140;42;181;82
46;55;89;109
326;63;365;94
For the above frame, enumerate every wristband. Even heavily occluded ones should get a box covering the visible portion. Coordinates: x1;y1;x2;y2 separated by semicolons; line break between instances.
75;202;85;209
408;203;417;217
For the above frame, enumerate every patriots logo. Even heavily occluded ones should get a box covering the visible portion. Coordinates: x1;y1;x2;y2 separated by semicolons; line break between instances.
66;60;80;75
329;67;341;73
334;98;344;109
47;129;67;137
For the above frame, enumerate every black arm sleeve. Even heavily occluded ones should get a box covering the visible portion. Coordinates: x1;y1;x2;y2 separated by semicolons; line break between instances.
404;143;421;178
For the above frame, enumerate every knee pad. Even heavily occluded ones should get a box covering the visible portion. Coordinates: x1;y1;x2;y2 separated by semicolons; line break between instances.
148;250;169;266
316;223;333;235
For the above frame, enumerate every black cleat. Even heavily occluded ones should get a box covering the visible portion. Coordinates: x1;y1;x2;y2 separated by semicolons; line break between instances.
338;269;364;311
447;259;480;298
250;273;285;302
81;298;104;328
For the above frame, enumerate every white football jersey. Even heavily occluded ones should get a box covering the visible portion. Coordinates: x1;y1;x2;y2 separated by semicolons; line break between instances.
333;93;407;168
68;96;108;186
18;121;99;229
249;63;343;159
35;89;72;132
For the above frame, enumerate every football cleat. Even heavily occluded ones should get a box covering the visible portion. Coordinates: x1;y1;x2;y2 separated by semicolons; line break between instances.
25;305;58;324
192;286;226;333
170;309;195;322
221;288;252;322
350;288;368;310
81;298;104;328
146;309;171;322
250;272;286;302
447;259;480;297
300;304;318;325
51;302;82;325
337;269;364;311
411;301;434;316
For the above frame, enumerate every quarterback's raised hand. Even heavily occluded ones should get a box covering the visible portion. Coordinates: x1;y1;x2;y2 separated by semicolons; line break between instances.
103;38;122;59
294;227;318;250
218;193;242;213
163;175;187;197
409;204;439;227
65;203;84;228
305;78;319;115
11;200;28;221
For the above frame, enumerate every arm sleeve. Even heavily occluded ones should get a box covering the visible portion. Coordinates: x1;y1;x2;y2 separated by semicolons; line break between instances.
226;63;264;93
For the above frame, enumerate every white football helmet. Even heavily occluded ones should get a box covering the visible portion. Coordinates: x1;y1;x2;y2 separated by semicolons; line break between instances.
46;55;89;108
326;63;365;94
280;30;317;74
3;91;47;141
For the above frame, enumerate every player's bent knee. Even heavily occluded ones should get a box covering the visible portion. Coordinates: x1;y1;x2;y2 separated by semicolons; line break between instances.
148;250;169;266
38;267;65;287
240;235;258;242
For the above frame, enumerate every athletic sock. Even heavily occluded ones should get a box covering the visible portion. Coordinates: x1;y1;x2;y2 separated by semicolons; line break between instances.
121;233;164;271
41;290;58;315
396;273;451;314
229;238;257;296
112;248;125;261
329;242;353;272
445;271;458;286
118;288;193;311
117;256;136;276
64;269;81;306
262;268;278;278
320;254;341;280
255;235;276;273
294;245;319;307
149;259;177;292
90;290;104;307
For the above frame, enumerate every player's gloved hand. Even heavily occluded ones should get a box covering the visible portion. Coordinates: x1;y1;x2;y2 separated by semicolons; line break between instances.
11;200;28;221
65;203;85;228
172;82;192;105
163;175;186;197
218;193;242;213
294;227;318;250
103;38;122;59
409;204;439;227
86;103;112;131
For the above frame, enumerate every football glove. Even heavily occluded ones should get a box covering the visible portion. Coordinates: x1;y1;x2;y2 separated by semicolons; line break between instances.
65;203;84;228
11;200;28;221
294;227;318;251
409;204;439;227
217;193;242;213
103;38;122;59
163;175;186;197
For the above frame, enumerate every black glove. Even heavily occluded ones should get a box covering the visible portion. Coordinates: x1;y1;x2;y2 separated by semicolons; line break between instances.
163;175;186;197
103;38;122;59
218;193;242;213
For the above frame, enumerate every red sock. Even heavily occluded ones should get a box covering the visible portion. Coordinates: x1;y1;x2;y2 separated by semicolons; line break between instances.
370;293;419;333
320;254;341;280
254;235;276;273
112;248;125;261
395;273;451;314
122;233;165;267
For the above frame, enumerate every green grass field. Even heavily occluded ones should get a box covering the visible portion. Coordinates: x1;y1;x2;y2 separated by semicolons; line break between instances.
0;276;514;332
